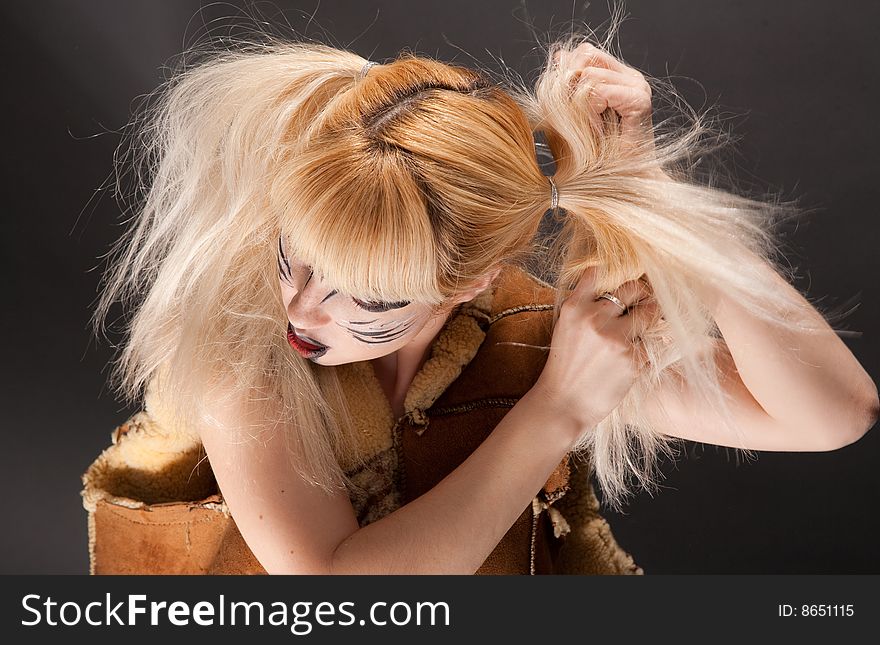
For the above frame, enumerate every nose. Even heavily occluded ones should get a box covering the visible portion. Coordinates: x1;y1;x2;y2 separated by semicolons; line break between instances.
285;266;334;330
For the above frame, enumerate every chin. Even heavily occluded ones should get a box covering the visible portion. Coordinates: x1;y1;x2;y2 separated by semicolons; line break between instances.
326;348;400;366
311;353;368;366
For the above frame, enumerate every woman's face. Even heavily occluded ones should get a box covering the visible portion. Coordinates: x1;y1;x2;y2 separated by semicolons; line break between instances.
277;235;443;366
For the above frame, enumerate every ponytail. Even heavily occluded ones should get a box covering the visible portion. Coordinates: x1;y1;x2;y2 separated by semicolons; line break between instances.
509;31;824;511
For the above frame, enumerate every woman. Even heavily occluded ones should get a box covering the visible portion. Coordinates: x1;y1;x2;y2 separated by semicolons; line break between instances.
81;28;878;575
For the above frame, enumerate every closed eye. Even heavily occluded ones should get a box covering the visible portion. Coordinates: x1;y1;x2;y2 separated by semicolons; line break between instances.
352;298;411;313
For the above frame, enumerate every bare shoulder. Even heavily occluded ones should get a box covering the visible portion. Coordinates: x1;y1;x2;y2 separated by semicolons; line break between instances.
197;383;359;573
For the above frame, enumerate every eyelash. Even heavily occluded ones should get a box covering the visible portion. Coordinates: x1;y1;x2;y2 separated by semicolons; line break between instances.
353;298;411;313
278;241;409;313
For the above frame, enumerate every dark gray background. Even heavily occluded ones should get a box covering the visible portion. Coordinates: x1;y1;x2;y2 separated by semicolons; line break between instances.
1;0;877;574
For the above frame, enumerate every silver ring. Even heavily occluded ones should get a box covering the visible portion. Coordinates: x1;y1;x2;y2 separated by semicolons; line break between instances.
548;175;559;210
597;292;628;313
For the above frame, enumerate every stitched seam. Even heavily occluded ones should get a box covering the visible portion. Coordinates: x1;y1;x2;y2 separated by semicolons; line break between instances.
529;505;540;575
487;304;555;326
427;398;519;417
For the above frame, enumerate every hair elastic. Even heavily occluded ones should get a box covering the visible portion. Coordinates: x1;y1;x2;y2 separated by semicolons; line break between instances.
548;176;559;211
359;60;379;79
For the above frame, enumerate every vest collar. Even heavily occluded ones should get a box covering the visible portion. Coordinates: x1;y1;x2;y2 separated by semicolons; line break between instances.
334;274;496;469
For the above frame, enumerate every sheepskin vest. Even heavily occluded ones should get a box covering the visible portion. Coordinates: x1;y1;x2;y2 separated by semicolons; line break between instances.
81;264;643;575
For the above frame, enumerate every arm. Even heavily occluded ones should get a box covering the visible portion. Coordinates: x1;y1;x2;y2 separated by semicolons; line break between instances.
629;257;879;451
627;336;871;451
557;45;878;447
198;384;583;575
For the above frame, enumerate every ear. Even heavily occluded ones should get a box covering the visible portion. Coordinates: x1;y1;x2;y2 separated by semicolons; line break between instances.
449;266;502;306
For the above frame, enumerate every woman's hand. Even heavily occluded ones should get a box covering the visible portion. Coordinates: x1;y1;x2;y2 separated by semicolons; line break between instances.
531;266;660;441
554;43;655;154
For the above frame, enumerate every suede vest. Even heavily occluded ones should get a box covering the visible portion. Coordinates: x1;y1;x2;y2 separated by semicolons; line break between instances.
81;265;643;575
393;266;568;574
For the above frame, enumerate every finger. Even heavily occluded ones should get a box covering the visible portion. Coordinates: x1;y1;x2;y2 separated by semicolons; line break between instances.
571;71;628;115
563;265;600;307
587;92;609;115
573;72;649;118
589;282;647;334
626;300;662;341
573;65;643;90
568;68;641;107
629;338;651;372
601;294;659;339
629;277;656;306
593;276;651;312
570;44;643;79
577;85;654;147
614;320;651;371
628;301;659;328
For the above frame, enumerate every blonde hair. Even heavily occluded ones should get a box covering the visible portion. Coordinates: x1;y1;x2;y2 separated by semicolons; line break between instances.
93;20;833;511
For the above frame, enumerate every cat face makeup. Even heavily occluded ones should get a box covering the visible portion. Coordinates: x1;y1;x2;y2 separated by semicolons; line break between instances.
277;235;441;365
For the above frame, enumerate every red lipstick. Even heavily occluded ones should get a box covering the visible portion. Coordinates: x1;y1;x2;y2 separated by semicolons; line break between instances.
287;323;329;359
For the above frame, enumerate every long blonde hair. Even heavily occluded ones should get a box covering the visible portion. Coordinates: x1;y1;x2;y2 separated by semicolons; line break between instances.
93;22;831;511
